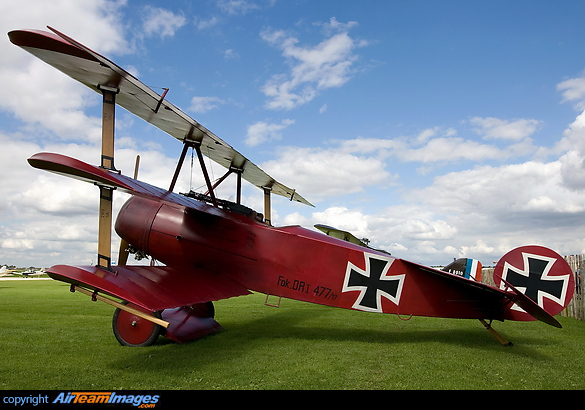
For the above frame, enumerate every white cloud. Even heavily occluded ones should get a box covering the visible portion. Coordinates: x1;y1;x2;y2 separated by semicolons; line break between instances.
194;16;219;31
263;145;395;200
312;206;369;238
224;49;239;59
406;161;577;216
260;18;367;110
142;6;187;38
0;135;99;266
557;109;585;190
217;0;260;15
402;219;457;241
402;137;504;163
558;74;585;109
318;17;359;35
0;0;129;56
189;96;225;114
335;125;535;166
470;116;541;141
0;60;102;142
377;157;585;263
245;119;294;147
0;1;130;143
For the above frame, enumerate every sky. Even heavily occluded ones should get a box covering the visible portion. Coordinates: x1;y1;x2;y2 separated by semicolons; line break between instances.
3;0;585;268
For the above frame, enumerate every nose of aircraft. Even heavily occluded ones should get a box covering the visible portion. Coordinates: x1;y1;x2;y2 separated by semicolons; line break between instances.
115;196;163;254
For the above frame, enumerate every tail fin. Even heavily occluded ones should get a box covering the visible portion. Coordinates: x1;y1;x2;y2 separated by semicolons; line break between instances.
493;245;574;324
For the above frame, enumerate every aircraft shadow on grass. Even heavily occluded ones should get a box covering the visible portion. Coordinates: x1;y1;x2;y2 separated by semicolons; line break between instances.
110;305;555;374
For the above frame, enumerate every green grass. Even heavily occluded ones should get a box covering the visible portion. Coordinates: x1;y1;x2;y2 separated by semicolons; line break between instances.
1;279;585;390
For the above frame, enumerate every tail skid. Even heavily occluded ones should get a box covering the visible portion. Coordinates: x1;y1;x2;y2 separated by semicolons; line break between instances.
479;319;513;346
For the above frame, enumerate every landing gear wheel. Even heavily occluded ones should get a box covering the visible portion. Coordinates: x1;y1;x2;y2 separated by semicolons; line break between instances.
112;302;161;347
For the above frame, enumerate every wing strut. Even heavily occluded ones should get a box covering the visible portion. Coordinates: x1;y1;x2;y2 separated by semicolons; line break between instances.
193;142;218;207
97;86;119;270
263;187;272;226
236;168;242;204
169;140;220;208
171;139;248;208
202;166;244;205
169;140;191;193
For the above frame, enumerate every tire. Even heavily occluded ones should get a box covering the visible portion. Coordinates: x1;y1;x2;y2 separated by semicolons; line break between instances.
112;302;161;347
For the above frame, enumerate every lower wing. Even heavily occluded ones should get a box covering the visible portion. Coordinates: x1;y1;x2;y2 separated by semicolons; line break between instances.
47;264;251;313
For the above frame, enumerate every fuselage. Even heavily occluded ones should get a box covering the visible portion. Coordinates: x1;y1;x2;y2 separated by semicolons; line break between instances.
115;195;380;308
115;195;505;320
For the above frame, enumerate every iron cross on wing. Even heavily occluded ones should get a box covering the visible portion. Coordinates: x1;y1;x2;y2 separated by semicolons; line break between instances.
343;253;405;313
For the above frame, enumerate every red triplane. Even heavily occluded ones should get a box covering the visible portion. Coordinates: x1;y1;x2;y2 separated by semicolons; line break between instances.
9;27;575;347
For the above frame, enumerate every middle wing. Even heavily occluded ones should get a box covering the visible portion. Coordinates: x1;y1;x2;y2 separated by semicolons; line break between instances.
28;152;214;210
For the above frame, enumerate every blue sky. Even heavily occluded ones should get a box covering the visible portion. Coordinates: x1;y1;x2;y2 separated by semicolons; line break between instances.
3;0;585;268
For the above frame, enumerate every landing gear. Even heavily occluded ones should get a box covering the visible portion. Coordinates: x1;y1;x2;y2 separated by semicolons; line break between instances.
111;301;222;346
112;302;162;347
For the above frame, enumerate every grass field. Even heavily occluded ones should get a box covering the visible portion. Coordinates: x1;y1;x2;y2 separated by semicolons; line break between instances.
1;279;585;390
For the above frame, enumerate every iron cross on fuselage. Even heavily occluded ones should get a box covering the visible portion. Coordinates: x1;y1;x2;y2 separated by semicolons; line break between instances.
343;254;404;313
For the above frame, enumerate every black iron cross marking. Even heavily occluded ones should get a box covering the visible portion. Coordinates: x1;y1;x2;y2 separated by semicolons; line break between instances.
502;253;568;308
343;253;405;313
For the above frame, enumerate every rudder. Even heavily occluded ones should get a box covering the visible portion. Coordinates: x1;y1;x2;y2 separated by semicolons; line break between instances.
442;258;483;281
493;245;574;322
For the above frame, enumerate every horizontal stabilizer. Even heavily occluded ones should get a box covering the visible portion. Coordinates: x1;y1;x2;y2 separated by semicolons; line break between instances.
314;224;391;255
315;224;369;247
499;277;562;328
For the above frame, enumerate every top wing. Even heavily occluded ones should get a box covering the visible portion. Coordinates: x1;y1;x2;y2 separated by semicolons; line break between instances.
8;27;312;207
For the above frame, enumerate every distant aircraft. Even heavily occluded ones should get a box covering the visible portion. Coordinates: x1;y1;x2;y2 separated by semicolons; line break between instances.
9;26;575;347
0;266;17;276
13;268;46;277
